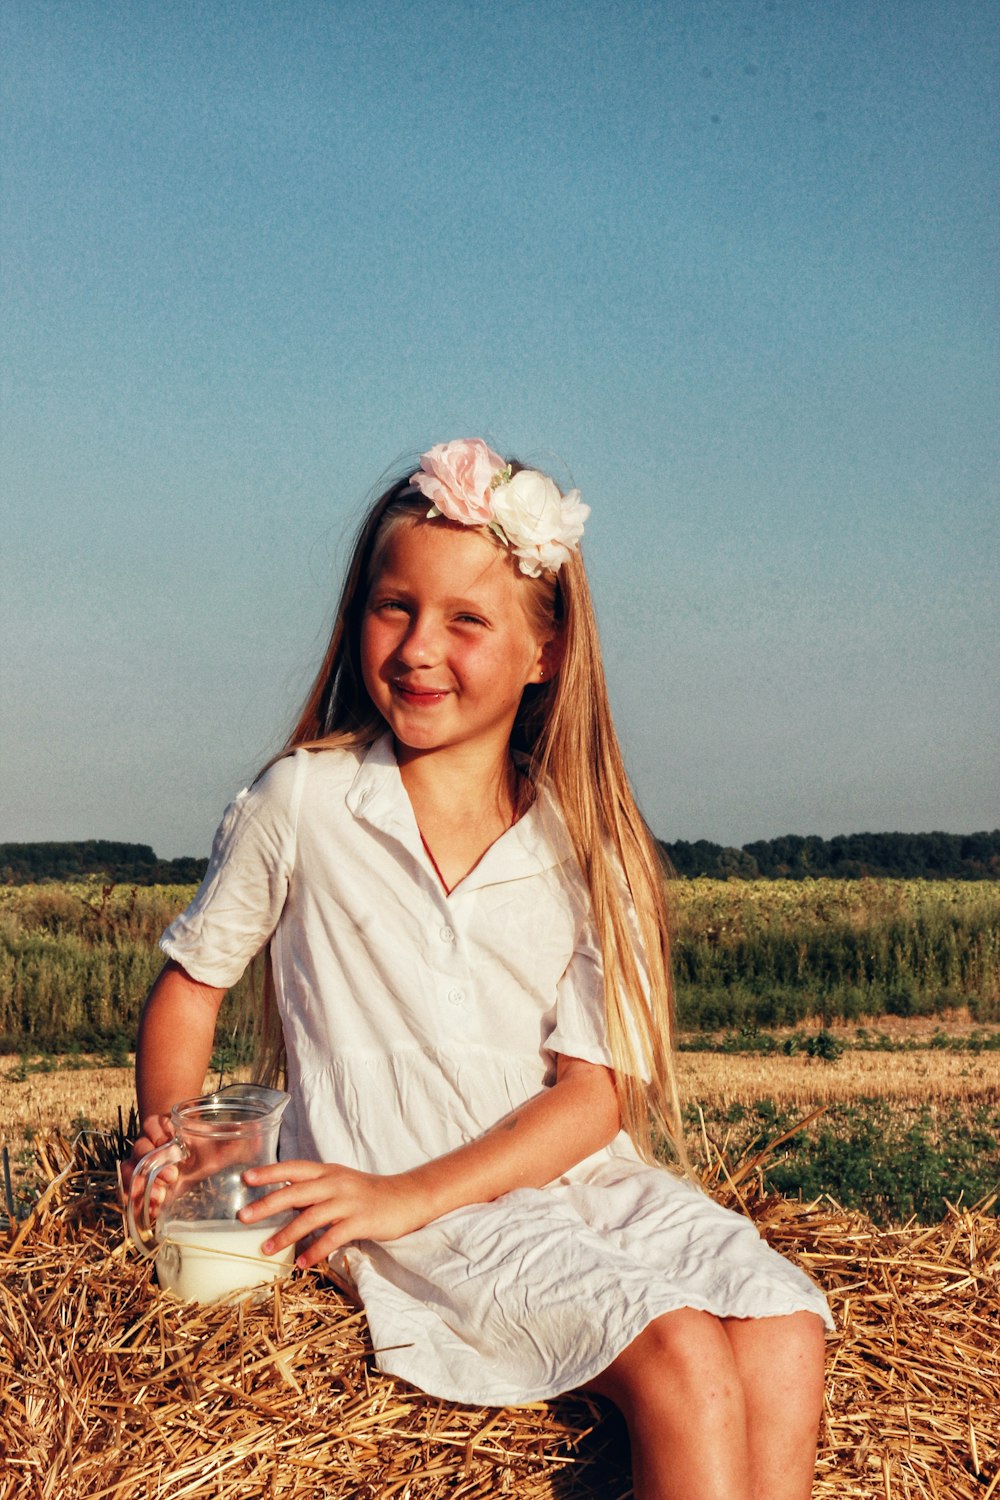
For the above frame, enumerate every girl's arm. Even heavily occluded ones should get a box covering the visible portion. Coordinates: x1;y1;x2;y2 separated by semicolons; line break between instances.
123;960;228;1186
240;1052;621;1267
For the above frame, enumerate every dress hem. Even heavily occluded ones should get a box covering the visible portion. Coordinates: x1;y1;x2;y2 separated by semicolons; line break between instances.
371;1292;835;1408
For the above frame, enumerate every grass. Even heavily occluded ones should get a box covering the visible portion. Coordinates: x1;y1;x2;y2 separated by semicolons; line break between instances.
2;877;997;1049
679;1022;1000;1057
676;1018;1000;1225
670;877;1000;1027
686;1095;1000;1226
0;882;255;1050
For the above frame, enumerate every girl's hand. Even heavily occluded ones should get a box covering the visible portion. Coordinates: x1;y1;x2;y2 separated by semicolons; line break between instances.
121;1113;176;1205
239;1160;430;1268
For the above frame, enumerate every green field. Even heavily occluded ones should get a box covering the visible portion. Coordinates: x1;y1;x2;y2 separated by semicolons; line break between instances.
670;877;999;1028
0;883;249;1051
1;877;997;1049
2;877;998;1227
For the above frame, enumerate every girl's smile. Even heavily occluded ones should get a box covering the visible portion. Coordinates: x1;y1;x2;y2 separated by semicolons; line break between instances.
391;680;450;704
361;521;549;761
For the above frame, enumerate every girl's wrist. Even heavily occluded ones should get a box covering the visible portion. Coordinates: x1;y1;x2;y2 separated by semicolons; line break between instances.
396;1164;453;1230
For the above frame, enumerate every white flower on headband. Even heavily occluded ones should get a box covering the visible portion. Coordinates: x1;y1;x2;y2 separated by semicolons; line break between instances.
410;438;588;577
491;468;588;577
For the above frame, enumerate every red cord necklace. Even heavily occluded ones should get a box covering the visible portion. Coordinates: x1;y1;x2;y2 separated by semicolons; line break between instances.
419;829;454;895
419;799;522;897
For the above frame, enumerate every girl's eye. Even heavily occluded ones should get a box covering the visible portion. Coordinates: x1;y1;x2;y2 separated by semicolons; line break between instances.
456;614;488;627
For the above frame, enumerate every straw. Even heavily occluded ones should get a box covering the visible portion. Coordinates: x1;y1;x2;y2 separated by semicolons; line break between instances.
1;1129;996;1499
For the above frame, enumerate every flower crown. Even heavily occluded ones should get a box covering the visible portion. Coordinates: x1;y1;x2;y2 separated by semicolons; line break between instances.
408;438;589;578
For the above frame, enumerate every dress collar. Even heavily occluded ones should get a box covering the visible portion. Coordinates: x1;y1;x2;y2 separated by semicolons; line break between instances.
344;733;574;891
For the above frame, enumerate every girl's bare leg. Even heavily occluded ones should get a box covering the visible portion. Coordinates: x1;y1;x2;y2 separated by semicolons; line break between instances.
582;1308;826;1500
582;1308;754;1500
721;1312;826;1500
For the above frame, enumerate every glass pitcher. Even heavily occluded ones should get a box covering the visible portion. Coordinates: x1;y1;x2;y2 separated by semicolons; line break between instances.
127;1082;294;1303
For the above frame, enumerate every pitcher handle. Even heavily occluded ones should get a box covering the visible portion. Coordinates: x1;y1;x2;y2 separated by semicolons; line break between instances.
126;1138;186;1258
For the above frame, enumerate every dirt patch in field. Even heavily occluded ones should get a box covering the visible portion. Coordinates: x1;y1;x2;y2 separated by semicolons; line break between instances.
831;1012;1000;1041
682;1011;1000;1043
677;1047;1000;1109
3;1025;998;1159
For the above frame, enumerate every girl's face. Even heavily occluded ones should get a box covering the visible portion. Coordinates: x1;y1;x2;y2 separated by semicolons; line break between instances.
361;520;550;764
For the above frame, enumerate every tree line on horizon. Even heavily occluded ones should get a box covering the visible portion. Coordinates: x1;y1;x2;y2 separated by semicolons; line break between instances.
661;830;1000;880
0;841;207;887
1;831;999;884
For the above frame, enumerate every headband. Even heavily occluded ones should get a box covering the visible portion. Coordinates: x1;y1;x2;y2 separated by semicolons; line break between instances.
409;438;588;577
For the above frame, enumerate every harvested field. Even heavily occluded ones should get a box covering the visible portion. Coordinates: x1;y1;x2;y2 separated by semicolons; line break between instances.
0;1059;139;1147
677;1045;1000;1109
4;1021;998;1146
3;1027;998;1217
3;1047;996;1146
1;1057;165;1150
1;1133;997;1499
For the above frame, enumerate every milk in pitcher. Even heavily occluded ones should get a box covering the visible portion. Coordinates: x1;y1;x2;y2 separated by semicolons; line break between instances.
157;1219;294;1303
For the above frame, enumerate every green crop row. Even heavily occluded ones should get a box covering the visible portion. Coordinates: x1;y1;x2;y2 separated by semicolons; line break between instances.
1;877;998;1048
670;878;999;1028
0;884;252;1050
682;1095;1000;1226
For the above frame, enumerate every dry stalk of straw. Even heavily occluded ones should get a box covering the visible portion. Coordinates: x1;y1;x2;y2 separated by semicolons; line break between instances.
1;1130;997;1500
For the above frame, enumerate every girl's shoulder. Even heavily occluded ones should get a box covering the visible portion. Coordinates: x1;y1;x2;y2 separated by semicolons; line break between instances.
241;742;366;822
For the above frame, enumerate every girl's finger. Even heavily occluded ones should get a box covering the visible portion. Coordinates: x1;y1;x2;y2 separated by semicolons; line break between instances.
244;1182;358;1237
241;1180;339;1222
244;1159;335;1186
295;1223;356;1267
265;1207;352;1257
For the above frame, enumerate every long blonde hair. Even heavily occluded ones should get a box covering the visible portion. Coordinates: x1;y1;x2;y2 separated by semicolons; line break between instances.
255;463;689;1171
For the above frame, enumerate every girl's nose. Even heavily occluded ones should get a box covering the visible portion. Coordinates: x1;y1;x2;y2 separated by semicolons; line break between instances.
397;615;441;666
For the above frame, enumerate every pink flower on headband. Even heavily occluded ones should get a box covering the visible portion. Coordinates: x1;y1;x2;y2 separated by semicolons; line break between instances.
410;438;506;525
410;437;588;576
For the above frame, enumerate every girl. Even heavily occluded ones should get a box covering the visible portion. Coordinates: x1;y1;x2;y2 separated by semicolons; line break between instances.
130;438;832;1500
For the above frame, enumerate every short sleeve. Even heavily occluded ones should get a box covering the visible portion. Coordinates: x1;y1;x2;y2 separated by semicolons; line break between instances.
547;898;654;1082
160;752;308;988
546;924;615;1070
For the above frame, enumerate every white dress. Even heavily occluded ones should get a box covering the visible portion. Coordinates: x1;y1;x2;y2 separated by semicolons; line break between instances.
162;736;833;1405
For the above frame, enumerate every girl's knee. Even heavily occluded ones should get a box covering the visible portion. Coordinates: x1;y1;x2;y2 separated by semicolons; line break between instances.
764;1310;826;1374
724;1311;826;1422
640;1306;730;1362
726;1308;824;1354
593;1308;740;1408
785;1312;828;1403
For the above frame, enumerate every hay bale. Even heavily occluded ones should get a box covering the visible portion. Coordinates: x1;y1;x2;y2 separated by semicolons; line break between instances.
1;1134;997;1499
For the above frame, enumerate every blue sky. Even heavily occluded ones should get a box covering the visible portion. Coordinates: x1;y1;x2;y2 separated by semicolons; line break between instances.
3;0;998;857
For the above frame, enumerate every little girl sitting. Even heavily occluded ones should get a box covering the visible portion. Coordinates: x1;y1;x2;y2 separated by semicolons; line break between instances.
130;438;832;1500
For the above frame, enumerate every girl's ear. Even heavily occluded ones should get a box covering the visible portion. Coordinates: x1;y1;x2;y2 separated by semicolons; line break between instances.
534;630;565;683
